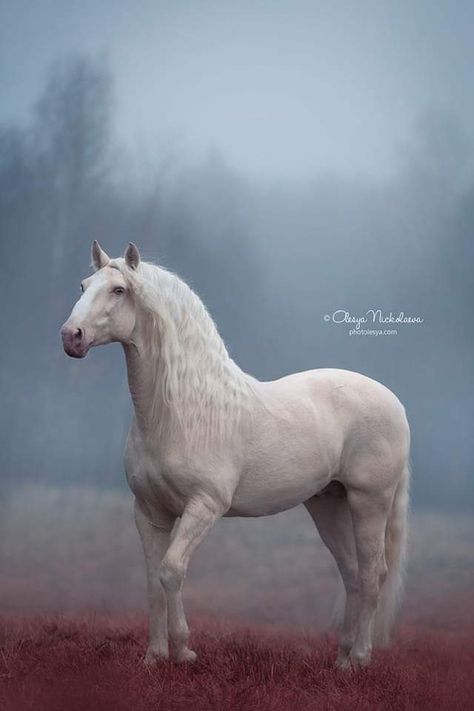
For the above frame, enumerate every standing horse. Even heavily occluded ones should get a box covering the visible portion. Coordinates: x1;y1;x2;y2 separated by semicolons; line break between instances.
61;241;410;669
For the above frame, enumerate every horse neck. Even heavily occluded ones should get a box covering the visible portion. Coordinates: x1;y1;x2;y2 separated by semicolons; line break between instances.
122;300;255;447
122;334;160;437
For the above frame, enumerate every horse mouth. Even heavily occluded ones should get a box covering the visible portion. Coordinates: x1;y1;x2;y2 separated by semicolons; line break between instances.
62;341;92;359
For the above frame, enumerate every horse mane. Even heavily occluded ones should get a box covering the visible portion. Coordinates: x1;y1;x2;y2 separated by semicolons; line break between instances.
110;258;258;447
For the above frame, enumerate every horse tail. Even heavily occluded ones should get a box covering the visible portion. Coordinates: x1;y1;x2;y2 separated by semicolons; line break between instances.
373;461;410;646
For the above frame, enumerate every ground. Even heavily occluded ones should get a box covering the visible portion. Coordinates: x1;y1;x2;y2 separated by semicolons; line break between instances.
1;609;473;711
0;486;473;709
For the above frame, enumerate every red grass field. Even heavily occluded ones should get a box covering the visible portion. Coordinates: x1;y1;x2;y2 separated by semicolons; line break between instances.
1;493;473;709
1;611;473;711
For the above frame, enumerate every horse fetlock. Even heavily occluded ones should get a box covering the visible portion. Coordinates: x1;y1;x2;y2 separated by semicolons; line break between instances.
338;634;355;655
168;623;195;662
169;624;190;647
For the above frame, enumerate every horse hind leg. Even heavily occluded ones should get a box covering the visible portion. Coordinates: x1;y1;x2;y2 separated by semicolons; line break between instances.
345;484;393;668
304;484;360;667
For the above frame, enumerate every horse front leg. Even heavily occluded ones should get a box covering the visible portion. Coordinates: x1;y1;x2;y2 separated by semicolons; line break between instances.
134;498;175;665
159;496;223;662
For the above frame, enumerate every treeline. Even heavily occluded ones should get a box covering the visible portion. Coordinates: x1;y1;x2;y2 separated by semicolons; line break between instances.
0;56;472;508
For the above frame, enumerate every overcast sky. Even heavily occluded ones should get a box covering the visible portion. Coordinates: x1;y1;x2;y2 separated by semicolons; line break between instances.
1;0;473;180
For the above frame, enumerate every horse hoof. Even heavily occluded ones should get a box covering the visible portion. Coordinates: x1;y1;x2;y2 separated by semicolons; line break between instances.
348;652;371;669
335;655;352;670
175;647;197;663
143;648;169;666
335;649;371;670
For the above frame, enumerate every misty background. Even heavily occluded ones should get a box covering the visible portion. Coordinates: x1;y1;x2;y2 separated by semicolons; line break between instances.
0;2;473;616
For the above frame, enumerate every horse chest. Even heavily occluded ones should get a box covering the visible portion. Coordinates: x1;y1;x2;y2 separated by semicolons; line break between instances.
126;453;197;517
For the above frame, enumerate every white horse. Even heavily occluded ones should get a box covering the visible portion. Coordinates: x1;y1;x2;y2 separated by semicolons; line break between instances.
61;241;410;669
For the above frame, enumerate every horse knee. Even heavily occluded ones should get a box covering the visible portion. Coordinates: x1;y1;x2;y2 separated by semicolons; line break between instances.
159;557;184;594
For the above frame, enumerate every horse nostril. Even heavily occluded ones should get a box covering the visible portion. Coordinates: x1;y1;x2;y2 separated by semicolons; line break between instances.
74;327;83;341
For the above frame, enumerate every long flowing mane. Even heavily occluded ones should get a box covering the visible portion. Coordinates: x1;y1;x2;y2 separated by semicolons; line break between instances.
111;258;258;447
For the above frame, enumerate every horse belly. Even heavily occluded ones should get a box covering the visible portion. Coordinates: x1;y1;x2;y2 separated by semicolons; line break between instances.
228;442;336;517
227;480;321;517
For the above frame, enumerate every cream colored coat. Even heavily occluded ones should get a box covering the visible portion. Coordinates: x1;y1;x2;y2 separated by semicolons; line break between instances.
61;241;410;670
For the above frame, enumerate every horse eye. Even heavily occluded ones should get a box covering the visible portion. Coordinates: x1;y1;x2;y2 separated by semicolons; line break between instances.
113;287;125;295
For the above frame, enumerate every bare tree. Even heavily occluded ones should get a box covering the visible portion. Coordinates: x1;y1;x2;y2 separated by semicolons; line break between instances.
34;56;113;275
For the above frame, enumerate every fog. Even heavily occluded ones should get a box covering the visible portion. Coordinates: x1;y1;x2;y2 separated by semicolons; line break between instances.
0;2;473;614
3;1;474;180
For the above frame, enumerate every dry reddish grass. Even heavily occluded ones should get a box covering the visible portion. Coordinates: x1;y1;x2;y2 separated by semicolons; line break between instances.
1;488;473;709
1;610;473;711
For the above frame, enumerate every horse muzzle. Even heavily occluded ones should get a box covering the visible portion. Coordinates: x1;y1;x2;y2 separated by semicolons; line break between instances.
60;323;92;359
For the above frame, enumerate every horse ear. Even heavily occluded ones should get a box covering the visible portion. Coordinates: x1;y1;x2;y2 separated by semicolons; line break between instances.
91;240;110;270
124;242;141;270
